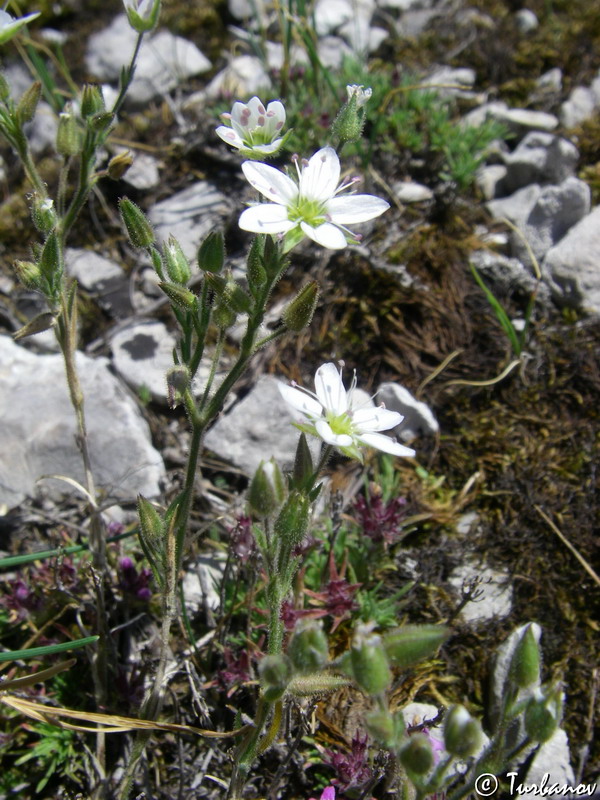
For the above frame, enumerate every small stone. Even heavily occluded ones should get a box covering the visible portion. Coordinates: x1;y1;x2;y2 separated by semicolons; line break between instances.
182;556;226;613
515;8;538;33
393;181;433;203
560;85;598;129
122;151;161;191
66;248;131;317
376;383;439;441
202;55;272;99
111;320;177;404
476;164;508;200
314;0;354;35
500;132;579;193
448;561;513;623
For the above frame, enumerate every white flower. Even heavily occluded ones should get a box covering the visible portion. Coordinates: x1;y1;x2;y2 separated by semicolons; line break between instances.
122;0;160;32
0;9;40;45
346;84;372;108
216;96;286;157
279;362;416;461
239;146;389;250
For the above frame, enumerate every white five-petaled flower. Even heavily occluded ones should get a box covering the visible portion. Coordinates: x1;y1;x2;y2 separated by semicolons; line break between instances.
346;84;372;108
239;146;389;250
0;9;40;46
216;96;286;157
279;362;416;461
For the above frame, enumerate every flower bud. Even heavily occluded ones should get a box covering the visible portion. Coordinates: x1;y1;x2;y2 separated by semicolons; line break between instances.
366;709;404;749
0;73;11;102
107;151;134;180
159;281;197;310
274;490;311;553
400;734;434;775
509;623;541;689
248;458;286;517
16;81;41;125
247;236;267;294
351;624;392;696
288;620;329;674
14;259;42;290
282;281;319;332
383;625;449;670
80;83;105;118
31;194;57;234
223;277;252;314
443;705;482;758
89;111;114;134
119;198;155;248
137;494;166;588
166;365;190;409
292;433;314;490
38;232;62;286
525;688;563;743
56;107;80;156
162;236;192;285
287;673;350;697
258;654;292;702
212;299;237;329
123;0;161;33
331;84;372;146
198;230;224;274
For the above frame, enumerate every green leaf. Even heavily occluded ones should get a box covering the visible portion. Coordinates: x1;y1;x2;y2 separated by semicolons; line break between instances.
0;635;99;663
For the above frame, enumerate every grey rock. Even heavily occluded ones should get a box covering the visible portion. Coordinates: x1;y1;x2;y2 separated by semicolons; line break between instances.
500;132;579;194
314;0;354;35
543;206;600;313
448;560;513;623
422;66;477;99
477;164;508;200
318;36;353;68
560;70;600;128
490;623;542;728
495;107;558;136
182;556;226;614
0;335;164;509
86;16;211;105
111;320;177;404
122;151;161;191
228;0;270;22
462;100;509;130
147;182;230;261
376;383;439;441
202;55;272;99
378;0;426;9
487;183;541;228
340;19;388;53
469;249;550;303
536;67;562;93
25;101;58;155
66;248;131;317
396;8;438;37
393;181;433;203
515;8;538;33
204;375;320;476
526;729;575;787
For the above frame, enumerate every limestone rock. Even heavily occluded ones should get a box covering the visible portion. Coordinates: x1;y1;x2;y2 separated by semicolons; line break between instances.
376;383;439;441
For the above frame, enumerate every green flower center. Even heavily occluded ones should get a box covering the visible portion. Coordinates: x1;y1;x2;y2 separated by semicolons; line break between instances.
326;411;354;437
288;197;327;227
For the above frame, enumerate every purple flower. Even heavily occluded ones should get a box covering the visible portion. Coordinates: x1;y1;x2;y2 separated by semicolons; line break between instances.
229;515;255;560
309;788;336;800
118;557;152;601
353;490;407;545
325;732;371;791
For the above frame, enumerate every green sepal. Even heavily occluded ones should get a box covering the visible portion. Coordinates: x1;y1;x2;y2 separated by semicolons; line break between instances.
383;625;449;669
16;81;41;125
159;281;197;310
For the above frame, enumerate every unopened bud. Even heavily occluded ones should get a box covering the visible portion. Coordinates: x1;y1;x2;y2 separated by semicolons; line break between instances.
248;458;286;517
107;151;134;180
16;81;41;125
288;620;329;674
282;281;319;332
162;236;191;285
14;259;42;290
400;734;434;775
351;624;392;696
56;107;80;156
80;83;105;118
331;84;371;146
119;198;155;248
383;625;449;670
38;232;62;286
31;194;57;234
366;709;404;749
510;623;541;689
443;705;482;757
166;365;190;409
223;278;252;314
274;490;310;553
159;281;196;310
89;111;114;134
198;230;224;274
525;688;562;743
212;299;237;329
287;673;350;697
247;236;267;294
259;654;292;702
0;73;10;102
137;494;166;588
124;0;161;33
292;433;314;490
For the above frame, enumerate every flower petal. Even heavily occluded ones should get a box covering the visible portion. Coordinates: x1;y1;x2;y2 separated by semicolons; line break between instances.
239;204;295;234
352;406;403;432
278;382;323;419
315;419;353;447
358;432;416;457
215;126;244;148
249;139;284;154
299;147;340;202
301;221;347;250
242;161;298;204
326;194;390;224
314;363;347;414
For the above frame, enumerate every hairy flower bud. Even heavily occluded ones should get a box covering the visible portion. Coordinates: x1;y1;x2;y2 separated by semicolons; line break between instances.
443;705;482;758
383;625;449;670
259;654;292;702
137;494;166;589
159;281;197;310
198;230;225;274
525;688;563;743
288;620;329;674
246;236;267;294
366;709;404;749
282;281;319;332
119;197;155;248
274;490;311;553
331;84;372;146
223;278;252;314
510;623;541;689
0;72;10;101
56;106;80;156
16;81;41;125
292;433;314;490
162;236;192;285
248;458;286;517
351;624;392;696
107;151;134;180
400;734;434;775
14;259;43;290
31;195;57;234
38;232;62;288
80;83;105;118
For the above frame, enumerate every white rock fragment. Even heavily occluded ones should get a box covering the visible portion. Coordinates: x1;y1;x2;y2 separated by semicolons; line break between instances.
393;181;434;203
376;383;439;441
449;561;513;623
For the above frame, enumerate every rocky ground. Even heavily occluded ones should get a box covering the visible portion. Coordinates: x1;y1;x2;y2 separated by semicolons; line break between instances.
0;0;599;797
